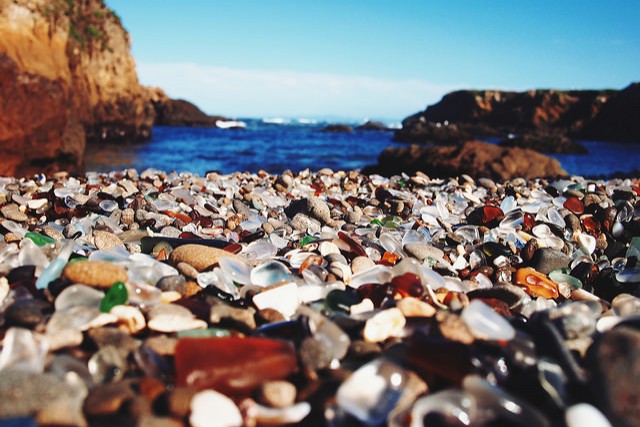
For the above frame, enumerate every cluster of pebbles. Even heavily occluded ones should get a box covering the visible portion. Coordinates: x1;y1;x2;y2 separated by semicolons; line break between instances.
0;167;639;427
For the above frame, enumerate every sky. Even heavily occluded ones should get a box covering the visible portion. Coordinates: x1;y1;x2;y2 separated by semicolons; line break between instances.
106;0;639;121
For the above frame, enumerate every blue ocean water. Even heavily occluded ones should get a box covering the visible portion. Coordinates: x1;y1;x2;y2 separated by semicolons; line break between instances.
85;119;640;177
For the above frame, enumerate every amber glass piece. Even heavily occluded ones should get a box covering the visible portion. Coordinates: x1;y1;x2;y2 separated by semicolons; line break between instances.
337;231;367;257
407;333;474;385
378;251;400;267
357;283;390;307
514;267;559;299
467;206;504;226
522;213;536;232
390;273;423;298
581;216;600;234
299;254;324;275
174;337;298;395
179;232;201;239
223;243;243;254
563;197;584;215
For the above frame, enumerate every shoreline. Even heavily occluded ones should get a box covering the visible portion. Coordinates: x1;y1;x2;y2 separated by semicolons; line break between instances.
1;167;639;426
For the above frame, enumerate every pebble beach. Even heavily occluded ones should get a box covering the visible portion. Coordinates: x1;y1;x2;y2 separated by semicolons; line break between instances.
1;167;639;427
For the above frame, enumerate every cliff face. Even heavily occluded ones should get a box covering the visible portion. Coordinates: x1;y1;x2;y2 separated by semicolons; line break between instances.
0;0;154;176
395;85;638;144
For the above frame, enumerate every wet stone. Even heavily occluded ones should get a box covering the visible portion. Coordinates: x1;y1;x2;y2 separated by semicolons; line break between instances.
5;298;50;328
62;260;128;290
529;248;572;275
258;380;297;408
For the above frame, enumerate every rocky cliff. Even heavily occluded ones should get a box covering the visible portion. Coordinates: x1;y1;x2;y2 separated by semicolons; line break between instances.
395;84;639;145
0;0;154;176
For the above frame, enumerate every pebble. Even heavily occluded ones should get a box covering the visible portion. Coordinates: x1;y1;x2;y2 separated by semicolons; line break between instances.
62;260;128;289
169;244;237;272
1;168;639;426
258;380;297;408
93;230;125;251
190;390;242;427
1;203;28;222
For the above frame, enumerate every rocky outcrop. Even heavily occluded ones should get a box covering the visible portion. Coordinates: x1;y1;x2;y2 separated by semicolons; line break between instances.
0;0;154;176
364;140;567;180
356;120;390;132
498;133;588;154
395;85;638;145
321;124;353;133
148;87;226;127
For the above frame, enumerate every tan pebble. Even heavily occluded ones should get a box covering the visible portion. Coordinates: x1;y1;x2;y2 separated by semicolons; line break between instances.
1;203;28;222
170;244;237;272
110;305;146;334
121;208;135;225
177;262;200;279
436;311;474;344
397;297;437;318
258;380;297;408
63;261;128;289
42;225;64;242
160;291;182;303
145;335;178;356
4;232;21;243
184;281;202;298
93;230;126;251
351;256;376;274
363;308;406;343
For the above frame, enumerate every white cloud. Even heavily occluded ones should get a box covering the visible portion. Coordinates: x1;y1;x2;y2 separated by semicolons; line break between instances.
137;62;460;120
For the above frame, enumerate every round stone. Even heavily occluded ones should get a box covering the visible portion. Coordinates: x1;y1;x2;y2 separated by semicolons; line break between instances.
170;244;237;272
63;261;128;290
93;230;126;251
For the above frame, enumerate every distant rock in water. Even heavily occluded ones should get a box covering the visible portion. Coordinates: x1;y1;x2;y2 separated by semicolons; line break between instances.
392;121;472;145
149;88;226;127
356;121;390;132
322;124;353;133
498;133;588;154
364;140;567;180
395;85;640;145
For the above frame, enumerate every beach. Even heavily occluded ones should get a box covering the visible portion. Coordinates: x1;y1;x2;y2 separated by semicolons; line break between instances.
1;167;639;426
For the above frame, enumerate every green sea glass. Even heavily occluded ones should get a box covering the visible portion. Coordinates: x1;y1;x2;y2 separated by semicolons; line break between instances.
100;282;128;313
25;232;55;246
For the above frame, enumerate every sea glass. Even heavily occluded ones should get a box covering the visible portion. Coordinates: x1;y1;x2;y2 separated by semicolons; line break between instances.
174;337;298;395
99;282;128;313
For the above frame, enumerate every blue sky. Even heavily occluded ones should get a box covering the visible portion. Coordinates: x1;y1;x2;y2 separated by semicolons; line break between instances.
106;0;639;121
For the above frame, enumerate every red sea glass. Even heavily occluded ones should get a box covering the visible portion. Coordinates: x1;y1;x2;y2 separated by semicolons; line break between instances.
174;337;298;395
563;197;584;215
391;273;424;298
337;231;368;257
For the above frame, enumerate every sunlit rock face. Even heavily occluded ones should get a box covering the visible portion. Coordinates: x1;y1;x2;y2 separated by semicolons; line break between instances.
0;0;155;176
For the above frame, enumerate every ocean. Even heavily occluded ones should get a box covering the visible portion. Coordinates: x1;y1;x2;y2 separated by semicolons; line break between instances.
85;119;640;178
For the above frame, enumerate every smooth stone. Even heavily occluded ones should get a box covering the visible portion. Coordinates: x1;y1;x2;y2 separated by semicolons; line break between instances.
460;300;515;341
590;327;640;427
93;230;125;251
144;335;178;356
351;256;376;274
319;241;340;256
174;337;298;395
210;303;257;330
62;261;128;290
308;197;331;223
252;282;300;318
405;243;444;262
529;248;572;275
258;380;297;408
5;298;50;328
337;358;407;425
396;297;436;318
363;308;406;343
190;390;242;427
147;304;207;332
565;403;613;427
1;204;28;222
289;213;321;233
0;371;81;419
252;402;311;425
576;232;597;255
83;380;136;416
169;244;237;272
